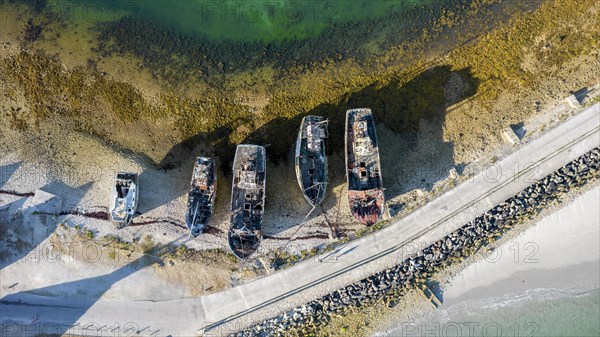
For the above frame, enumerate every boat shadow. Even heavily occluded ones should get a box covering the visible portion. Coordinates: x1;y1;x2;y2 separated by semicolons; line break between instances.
0;256;159;336
239;65;479;234
134;127;232;220
0;162;21;190
0;181;93;271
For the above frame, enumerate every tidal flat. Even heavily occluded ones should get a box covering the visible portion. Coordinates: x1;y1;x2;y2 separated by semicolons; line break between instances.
1;0;599;335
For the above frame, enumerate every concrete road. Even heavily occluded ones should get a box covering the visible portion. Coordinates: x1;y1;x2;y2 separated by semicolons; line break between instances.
1;103;598;337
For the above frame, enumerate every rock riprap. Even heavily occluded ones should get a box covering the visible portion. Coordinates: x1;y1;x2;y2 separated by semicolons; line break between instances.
229;147;599;337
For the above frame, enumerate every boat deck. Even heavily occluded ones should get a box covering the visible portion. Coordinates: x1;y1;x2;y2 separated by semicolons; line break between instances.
229;145;266;259
346;109;383;192
110;172;138;228
296;116;328;206
186;157;216;236
345;108;385;225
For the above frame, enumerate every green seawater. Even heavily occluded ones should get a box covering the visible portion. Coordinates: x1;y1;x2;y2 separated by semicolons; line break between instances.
378;289;600;337
51;0;431;42
462;291;600;337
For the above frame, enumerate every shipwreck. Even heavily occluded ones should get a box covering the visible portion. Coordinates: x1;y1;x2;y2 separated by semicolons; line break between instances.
185;157;216;237
345;108;385;225
228;144;266;259
295;115;328;206
109;172;139;228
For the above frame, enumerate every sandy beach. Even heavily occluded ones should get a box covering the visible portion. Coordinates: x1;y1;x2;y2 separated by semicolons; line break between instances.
373;185;600;337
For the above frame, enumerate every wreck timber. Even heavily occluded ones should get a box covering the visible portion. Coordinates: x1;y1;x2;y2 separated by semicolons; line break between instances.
345;108;385;225
228;145;266;259
109;172;139;228
295;115;328;206
185;157;216;237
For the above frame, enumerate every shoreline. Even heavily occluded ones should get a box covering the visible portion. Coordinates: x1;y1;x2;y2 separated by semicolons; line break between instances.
445;261;600;308
370;182;600;337
443;185;599;305
376;285;600;337
230;135;599;336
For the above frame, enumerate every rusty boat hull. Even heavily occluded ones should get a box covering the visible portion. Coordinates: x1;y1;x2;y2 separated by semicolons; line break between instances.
345;108;385;225
185;157;216;237
228;145;266;259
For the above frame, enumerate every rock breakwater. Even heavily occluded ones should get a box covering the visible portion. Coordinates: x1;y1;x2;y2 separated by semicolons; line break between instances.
230;146;599;336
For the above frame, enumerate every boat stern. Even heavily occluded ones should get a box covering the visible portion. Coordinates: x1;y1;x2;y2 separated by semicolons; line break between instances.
348;188;385;225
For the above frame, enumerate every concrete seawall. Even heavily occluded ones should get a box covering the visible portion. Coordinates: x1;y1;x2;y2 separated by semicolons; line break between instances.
233;146;599;336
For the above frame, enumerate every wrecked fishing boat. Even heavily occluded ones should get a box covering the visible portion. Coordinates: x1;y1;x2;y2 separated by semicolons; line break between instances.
295;115;328;206
345;108;385;225
228;145;266;259
185;157;216;237
109;172;139;228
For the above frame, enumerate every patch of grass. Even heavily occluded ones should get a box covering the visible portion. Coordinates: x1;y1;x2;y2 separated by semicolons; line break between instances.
585;95;600;107
139;235;157;255
107;250;116;260
100;235;134;252
84;229;94;239
270;249;303;269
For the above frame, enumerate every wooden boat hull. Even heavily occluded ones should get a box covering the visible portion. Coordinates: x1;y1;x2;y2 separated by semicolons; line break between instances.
185;157;216;237
228;145;266;259
345;108;385;225
295;115;328;206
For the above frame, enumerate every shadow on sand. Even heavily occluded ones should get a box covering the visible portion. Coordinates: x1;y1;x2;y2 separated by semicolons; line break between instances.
0;181;93;270
239;65;479;234
0;256;159;336
135;127;233;217
0;162;21;190
426;279;444;304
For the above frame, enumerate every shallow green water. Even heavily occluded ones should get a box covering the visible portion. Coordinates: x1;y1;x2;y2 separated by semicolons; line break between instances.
58;0;430;42
455;290;600;337
378;289;600;337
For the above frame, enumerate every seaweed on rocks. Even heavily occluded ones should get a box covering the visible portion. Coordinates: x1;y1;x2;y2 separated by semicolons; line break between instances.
23;18;42;42
91;0;505;85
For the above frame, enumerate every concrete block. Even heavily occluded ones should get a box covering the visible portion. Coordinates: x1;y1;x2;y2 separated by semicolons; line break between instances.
502;130;519;145
565;94;580;109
